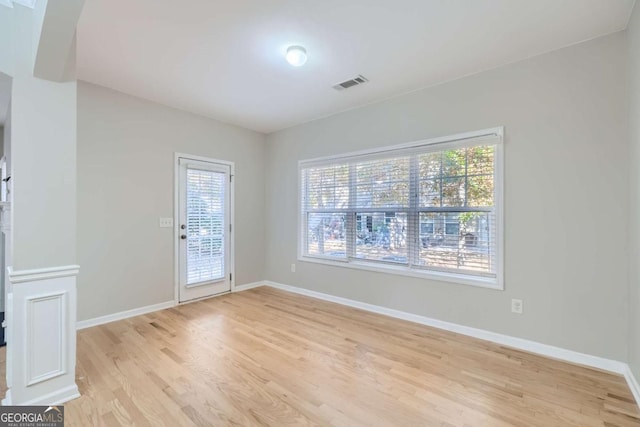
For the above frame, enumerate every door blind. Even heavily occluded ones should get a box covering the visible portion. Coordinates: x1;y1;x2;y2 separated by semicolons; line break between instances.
186;167;225;285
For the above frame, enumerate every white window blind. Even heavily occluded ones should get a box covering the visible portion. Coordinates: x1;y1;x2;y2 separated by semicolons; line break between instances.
186;167;225;285
300;130;503;288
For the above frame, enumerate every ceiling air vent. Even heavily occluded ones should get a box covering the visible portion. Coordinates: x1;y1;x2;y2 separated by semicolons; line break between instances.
333;75;369;91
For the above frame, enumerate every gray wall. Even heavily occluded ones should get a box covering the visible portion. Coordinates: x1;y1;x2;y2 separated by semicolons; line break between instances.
265;33;629;361
11;77;77;271
77;82;266;321
628;2;640;378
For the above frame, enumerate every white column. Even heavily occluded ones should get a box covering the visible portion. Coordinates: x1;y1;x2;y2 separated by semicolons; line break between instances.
2;76;80;407
1;0;84;406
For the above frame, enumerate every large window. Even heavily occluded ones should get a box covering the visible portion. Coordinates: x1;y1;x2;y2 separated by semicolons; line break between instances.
299;129;503;289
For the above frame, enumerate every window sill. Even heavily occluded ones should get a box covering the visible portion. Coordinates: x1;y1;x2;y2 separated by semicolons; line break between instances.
298;255;503;290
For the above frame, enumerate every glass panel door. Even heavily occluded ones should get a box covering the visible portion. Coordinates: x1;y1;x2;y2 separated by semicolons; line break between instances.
178;158;231;302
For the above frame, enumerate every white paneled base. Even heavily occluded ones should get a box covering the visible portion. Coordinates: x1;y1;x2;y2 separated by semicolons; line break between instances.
2;265;79;406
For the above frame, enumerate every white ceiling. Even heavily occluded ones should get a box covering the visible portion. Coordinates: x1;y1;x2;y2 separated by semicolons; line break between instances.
77;0;636;134
0;73;10;126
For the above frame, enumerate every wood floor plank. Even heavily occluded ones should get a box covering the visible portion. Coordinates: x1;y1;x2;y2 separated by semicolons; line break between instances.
0;286;638;426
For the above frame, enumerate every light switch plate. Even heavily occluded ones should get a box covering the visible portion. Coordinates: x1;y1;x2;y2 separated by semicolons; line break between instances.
159;217;174;228
511;299;523;314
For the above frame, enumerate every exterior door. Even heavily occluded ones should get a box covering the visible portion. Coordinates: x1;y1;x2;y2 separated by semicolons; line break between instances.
178;157;232;302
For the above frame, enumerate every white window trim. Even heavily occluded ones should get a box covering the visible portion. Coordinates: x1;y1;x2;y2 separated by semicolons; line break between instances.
297;127;505;291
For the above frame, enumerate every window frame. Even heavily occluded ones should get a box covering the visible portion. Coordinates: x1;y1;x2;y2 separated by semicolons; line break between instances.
297;127;505;290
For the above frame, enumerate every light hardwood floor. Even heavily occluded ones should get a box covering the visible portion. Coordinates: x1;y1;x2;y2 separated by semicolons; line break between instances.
4;286;640;426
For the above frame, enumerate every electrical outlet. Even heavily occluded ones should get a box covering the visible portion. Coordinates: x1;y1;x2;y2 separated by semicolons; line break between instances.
291;263;296;273
511;299;523;314
159;217;174;228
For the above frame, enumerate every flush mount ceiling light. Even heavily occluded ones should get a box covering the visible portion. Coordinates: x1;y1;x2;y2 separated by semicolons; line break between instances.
285;46;307;67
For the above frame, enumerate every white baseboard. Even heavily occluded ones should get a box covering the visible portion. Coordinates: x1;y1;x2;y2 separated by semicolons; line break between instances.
2;384;80;406
263;281;628;375
76;300;175;330
233;281;265;292
625;365;640;406
77;282;262;329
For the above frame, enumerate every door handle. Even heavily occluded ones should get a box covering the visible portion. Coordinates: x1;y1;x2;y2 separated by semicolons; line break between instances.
180;235;187;240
